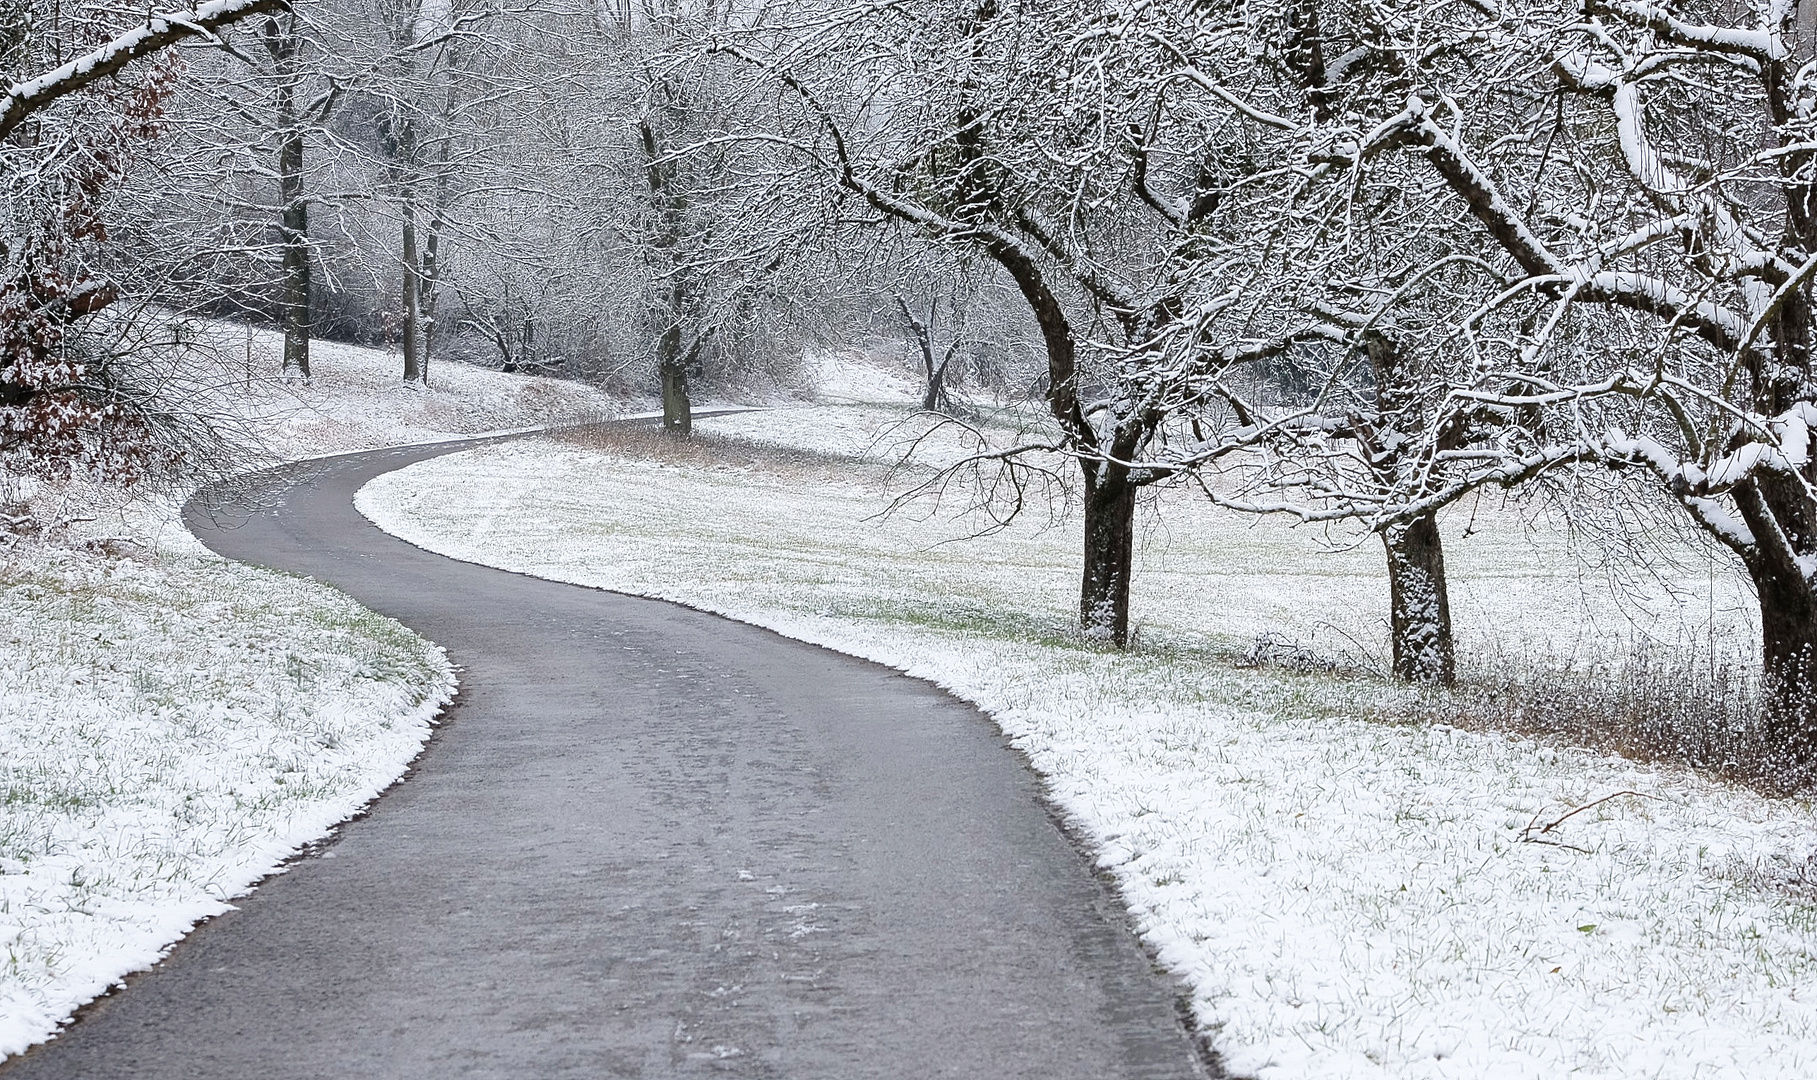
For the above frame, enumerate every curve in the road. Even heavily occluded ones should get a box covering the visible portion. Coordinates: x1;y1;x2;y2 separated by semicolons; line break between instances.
2;436;1217;1080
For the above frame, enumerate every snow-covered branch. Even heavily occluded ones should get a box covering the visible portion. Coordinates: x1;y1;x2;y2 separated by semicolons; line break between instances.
0;0;287;143
1588;0;1785;63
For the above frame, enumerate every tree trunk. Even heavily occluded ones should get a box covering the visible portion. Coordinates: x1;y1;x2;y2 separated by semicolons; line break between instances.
418;271;436;386
641;114;693;436
416;61;459;390
276;167;311;379
895;293;951;412
378;82;421;385
980;236;1139;644
922;361;949;414
656;312;690;437
400;201;421;384
661;362;691;436
1080;467;1136;646
1756;561;1817;768
1382;512;1456;685
416;213;439;387
1732;473;1817;766
264;14;309;379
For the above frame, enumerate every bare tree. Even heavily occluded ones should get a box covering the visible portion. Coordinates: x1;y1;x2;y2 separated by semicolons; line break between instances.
638;83;700;434
988;0;1603;684
1241;0;1817;761
893;292;960;414
0;0;281;143
250;9;353;379
709;0;1260;644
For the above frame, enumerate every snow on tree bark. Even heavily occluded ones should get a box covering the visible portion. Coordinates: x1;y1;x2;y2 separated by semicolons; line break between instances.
0;0;282;144
262;13;313;381
1312;0;1817;771
1383;513;1455;685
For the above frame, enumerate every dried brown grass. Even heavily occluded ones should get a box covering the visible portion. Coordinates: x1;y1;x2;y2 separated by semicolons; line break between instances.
1378;647;1815;794
549;423;874;475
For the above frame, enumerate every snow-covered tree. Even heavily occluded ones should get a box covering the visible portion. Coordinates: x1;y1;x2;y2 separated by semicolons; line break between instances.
1255;0;1817;762
1;0;277;482
710;0;1295;645
1011;0;1605;684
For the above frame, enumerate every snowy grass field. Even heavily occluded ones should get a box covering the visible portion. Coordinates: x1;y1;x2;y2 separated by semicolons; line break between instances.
0;327;621;1059
190;321;626;462
361;404;1816;1080
0;544;451;1057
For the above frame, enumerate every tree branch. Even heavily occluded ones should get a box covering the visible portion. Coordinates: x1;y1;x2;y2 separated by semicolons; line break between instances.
0;0;286;143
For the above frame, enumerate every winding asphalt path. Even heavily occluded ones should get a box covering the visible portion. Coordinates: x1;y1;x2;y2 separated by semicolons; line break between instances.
2;435;1214;1080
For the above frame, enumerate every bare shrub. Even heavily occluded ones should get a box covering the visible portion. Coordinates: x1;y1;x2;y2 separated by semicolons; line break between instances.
1386;647;1809;793
1236;632;1359;677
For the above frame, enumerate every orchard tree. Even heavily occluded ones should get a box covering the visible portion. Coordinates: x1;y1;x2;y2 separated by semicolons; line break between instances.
710;0;1296;645
872;247;1037;414
177;6;347;379
638;77;703;434
637;3;832;436
718;0;1524;664
999;0;1601;684
1275;0;1817;764
893;291;961;414
251;8;346;379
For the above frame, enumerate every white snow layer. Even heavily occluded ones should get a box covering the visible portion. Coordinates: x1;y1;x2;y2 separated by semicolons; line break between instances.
358;406;1816;1080
802;348;923;405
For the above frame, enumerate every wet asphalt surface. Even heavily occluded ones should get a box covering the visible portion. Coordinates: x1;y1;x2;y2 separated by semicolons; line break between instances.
0;435;1215;1079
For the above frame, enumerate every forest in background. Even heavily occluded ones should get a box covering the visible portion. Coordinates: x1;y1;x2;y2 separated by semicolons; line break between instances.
13;0;1817;785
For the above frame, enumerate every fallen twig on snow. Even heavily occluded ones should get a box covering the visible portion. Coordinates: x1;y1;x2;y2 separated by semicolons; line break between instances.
1519;790;1662;845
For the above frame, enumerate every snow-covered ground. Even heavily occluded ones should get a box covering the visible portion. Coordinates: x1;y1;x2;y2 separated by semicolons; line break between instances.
194;323;626;462
691;403;1758;665
802;347;927;405
0;326;619;1059
360;403;1813;1080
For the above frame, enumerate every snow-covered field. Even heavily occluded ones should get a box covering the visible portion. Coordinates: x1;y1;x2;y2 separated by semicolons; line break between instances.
361;402;1815;1080
0;326;617;1059
194;323;625;461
